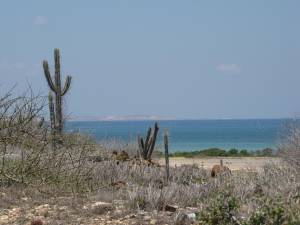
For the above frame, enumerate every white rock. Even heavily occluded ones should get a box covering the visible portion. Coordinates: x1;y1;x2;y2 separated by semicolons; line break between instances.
187;213;196;220
91;202;113;215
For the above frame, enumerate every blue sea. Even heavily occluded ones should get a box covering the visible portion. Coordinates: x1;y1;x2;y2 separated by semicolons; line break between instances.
66;119;292;152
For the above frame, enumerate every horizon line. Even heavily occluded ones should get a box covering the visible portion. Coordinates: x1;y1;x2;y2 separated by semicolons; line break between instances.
67;117;296;122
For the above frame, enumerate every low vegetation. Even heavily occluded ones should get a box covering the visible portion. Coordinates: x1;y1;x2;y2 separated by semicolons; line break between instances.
168;147;275;158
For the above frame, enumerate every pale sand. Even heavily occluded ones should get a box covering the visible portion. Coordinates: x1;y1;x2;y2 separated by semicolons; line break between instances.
158;157;280;171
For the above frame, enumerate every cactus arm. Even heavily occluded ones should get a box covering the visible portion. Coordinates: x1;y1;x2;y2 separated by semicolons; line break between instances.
61;75;72;96
43;61;56;92
144;127;152;150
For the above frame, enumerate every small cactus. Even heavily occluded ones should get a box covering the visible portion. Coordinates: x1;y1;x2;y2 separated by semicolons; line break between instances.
138;122;159;160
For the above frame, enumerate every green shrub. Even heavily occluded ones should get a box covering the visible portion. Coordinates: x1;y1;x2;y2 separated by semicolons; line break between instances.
239;149;250;156
228;148;239;156
168;148;275;158
243;198;285;225
197;191;240;225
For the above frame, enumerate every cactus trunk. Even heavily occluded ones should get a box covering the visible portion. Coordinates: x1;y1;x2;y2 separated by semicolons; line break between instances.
164;131;170;182
48;93;56;149
48;93;55;135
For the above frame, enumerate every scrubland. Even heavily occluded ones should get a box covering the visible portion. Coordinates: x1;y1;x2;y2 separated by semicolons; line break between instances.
1;91;300;225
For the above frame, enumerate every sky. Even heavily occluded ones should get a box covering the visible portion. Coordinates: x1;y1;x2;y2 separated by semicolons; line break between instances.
0;0;300;119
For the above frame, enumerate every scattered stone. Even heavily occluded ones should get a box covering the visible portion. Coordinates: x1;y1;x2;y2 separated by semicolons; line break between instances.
90;202;113;215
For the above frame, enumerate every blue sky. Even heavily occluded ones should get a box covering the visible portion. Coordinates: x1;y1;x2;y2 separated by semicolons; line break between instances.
0;0;300;119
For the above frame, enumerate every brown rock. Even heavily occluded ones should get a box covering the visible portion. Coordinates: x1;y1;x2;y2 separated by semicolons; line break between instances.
211;165;231;177
31;219;43;225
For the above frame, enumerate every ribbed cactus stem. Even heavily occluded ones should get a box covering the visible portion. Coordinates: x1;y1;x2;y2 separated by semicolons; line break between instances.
43;48;72;135
48;93;55;135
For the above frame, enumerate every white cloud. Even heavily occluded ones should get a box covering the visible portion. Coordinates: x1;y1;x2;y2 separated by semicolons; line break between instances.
216;63;241;73
34;16;48;25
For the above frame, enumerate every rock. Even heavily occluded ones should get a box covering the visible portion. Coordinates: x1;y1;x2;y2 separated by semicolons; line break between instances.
34;204;50;217
143;216;151;220
58;206;68;211
0;215;9;221
186;213;196;220
150;219;157;224
21;197;29;201
124;214;136;219
164;204;178;212
91;202;113;215
31;219;43;225
175;212;196;225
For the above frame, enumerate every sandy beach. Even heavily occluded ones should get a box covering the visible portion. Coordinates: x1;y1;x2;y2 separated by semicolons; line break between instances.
158;157;280;171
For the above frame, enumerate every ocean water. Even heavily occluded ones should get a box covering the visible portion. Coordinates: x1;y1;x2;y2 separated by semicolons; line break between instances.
66;119;291;152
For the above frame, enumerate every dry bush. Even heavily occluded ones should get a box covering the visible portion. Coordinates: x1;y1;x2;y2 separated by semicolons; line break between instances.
278;121;300;170
0;90;98;194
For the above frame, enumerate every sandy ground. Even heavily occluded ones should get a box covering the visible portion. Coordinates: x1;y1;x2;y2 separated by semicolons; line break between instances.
158;157;280;171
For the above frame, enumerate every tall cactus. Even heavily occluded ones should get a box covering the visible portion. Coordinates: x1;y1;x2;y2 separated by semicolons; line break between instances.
43;49;72;134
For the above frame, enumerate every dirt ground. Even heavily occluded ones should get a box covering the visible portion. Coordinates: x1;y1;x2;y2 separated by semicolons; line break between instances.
158;157;280;171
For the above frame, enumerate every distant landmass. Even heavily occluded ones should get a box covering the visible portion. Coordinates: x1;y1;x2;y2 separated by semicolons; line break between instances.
69;115;176;121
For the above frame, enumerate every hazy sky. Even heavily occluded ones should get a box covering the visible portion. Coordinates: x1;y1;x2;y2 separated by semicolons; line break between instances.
1;1;300;119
